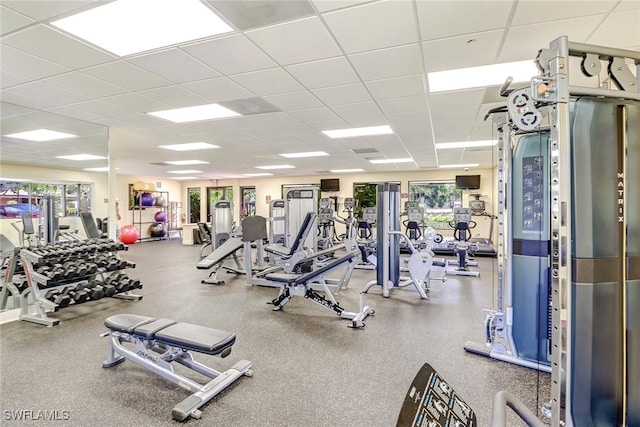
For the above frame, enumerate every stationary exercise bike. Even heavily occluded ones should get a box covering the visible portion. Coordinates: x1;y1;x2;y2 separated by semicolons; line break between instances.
445;208;480;277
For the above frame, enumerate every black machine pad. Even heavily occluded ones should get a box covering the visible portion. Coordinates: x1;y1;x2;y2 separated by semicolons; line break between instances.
105;314;236;355
265;252;356;285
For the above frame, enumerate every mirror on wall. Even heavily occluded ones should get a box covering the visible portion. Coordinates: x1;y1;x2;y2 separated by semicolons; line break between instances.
0;102;109;311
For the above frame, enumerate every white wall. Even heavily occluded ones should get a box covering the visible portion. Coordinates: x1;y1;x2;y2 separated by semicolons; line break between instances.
0;163;109;246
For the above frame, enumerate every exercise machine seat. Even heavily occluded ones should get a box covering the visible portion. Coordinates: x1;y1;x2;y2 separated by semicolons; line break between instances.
104;314;236;355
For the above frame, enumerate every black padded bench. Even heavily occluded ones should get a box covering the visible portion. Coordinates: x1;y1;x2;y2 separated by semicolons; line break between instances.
102;314;252;421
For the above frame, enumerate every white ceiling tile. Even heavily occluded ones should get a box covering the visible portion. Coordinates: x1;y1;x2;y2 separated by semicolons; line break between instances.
71;99;137;117
229;68;304;96
102;93;171;114
430;105;480;121
0;91;59;110
323;0;418;54
181;34;277;75
5;81;88;105
512;0;617;26
498;15;607;62
378;95;429;115
312;0;375;13
3;24;116;69
1;1;95;21
349;44;423;81
138;86;210;108
246;16;341;65
44;105;109;123
428;89;484;108
42;72;127;98
417;1;513;40
306;118;349;131
0;70;30;89
1;5;35;36
312;83;372;105
82;61;172;91
422;30;504;72
183;77;256;102
365;74;425;99
128;48;221;83
433;119;473;141
263;91;323;111
330;101;386;126
287;107;341;123
616;0;640;10
588;10;640;50
285;56;359;89
0;44;70;80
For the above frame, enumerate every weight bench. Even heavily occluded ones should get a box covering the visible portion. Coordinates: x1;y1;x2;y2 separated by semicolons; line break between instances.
102;314;253;421
266;251;374;328
197;237;244;284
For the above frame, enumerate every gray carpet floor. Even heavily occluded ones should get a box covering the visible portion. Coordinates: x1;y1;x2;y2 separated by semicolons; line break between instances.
0;240;550;426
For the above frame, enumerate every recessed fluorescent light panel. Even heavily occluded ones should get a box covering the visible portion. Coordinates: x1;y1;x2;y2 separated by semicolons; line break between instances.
438;163;480;169
83;167;110;172
243;173;273;177
330;169;364;173
149;104;240;123
51;0;233;56
163;160;209;166
435;140;497;149
322;125;393;139
5;129;77;141
428;60;537;93
369;158;413;164
256;165;295;170
159;142;219;151
56;154;107;161
168;170;203;174
279;151;329;158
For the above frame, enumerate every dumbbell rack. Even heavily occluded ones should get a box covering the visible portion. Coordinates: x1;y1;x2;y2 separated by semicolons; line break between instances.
18;239;142;326
0;241;28;311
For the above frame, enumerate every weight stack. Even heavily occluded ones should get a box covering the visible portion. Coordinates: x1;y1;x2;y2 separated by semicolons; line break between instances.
511;132;551;366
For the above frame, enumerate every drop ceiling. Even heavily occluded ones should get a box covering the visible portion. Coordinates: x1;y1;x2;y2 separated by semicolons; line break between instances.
1;0;638;179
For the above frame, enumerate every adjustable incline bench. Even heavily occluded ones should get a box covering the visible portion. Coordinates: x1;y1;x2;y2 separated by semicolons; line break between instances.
102;314;253;421
197;236;244;284
266;250;374;328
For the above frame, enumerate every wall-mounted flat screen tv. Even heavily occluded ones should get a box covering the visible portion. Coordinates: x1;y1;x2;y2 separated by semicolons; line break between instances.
455;175;481;190
320;178;340;192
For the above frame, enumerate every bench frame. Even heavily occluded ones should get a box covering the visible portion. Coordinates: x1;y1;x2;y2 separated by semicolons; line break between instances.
102;318;252;421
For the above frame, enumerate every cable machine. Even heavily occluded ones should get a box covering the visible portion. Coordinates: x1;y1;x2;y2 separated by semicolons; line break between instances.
463;37;639;427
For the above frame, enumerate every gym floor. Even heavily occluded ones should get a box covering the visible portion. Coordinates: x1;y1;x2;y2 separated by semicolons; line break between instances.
0;240;550;426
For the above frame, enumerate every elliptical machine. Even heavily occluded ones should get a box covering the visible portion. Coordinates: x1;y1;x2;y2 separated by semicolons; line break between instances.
446;208;480;277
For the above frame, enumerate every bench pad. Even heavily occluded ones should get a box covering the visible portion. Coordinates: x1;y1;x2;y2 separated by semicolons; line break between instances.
105;314;236;355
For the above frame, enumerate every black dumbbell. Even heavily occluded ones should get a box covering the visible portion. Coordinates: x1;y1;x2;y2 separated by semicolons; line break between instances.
107;274;130;293
85;281;105;300
128;278;142;290
105;258;119;271
62;285;89;304
116;258;128;270
61;262;78;279
85;262;98;275
44;289;71;308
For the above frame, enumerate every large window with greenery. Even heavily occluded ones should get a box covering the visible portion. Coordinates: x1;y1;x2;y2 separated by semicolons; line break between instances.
187;188;201;224
240;187;256;219
206;186;233;222
0;181;92;218
353;182;377;219
408;181;462;229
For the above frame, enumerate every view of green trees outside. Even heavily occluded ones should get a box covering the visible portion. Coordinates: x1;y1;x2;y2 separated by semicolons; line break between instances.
353;183;377;220
408;181;461;229
188;188;201;223
206;186;233;222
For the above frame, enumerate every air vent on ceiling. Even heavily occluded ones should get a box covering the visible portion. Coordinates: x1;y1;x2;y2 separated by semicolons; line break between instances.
208;0;314;30
351;148;379;154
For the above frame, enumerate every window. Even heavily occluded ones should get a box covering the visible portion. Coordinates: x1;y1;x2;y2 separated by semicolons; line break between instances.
0;180;92;218
240;187;256;219
353;182;377;219
187;187;201;223
408;181;462;229
206;186;233;222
